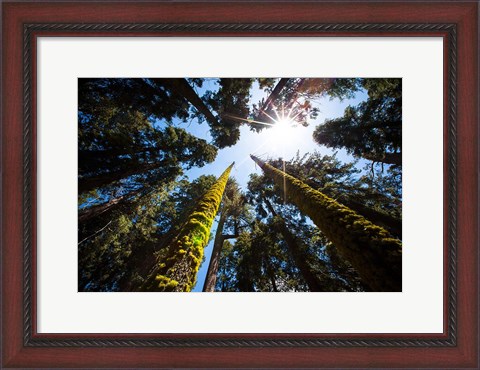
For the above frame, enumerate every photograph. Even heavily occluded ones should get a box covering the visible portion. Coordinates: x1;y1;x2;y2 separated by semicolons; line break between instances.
3;0;478;367
78;77;402;293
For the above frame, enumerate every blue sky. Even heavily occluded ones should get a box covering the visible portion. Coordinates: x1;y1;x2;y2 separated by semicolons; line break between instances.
168;79;368;292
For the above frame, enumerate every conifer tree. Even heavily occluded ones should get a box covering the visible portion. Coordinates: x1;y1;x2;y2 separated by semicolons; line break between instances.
247;173;361;292
143;163;234;292
268;153;402;238
202;211;230;292
202;179;249;292
250;155;402;292
313;78;402;165
263;197;327;292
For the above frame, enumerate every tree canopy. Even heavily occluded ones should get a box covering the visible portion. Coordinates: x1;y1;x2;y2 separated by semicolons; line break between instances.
78;77;402;292
313;78;402;165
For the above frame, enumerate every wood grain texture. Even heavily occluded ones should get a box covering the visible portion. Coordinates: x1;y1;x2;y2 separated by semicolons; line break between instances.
2;1;478;368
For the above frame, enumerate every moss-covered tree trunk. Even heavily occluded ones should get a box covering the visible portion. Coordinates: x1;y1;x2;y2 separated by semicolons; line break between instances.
336;196;402;239
143;163;233;292
250;155;402;292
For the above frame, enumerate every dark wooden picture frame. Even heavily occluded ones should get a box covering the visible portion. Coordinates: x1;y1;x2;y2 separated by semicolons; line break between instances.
1;1;478;368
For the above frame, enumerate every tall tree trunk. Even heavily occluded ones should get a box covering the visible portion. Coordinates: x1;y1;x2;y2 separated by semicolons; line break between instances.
280;171;402;237
154;78;220;127
363;152;402;166
78;188;143;224
78;162;159;194
142;163;234;292
263;197;327;292
79;147;162;164
255;78;291;121
251;155;402;292
336;196;402;238
203;210;239;292
325;243;368;292
262;256;278;292
284;78;307;111
202;211;228;292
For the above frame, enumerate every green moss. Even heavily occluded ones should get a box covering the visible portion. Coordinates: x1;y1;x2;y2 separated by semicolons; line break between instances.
251;155;402;292
143;163;234;292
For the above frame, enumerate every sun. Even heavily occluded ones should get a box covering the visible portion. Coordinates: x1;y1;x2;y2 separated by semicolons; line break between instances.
245;105;304;156
270;118;295;144
227;104;306;159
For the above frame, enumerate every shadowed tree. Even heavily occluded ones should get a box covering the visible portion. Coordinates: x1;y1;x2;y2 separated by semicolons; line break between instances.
79;116;217;195
151;78;220;128
247;173;359;292
247;174;325;291
78;185;174;291
313;78;402;165
263;197;328;292
79;175;219;292
202;179;248;292
268;152;402;238
78;78;193;125
250;155;402;292
142;163;234;292
204;78;254;147
224;220;308;292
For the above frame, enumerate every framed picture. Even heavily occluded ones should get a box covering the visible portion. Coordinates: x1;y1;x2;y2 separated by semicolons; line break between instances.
1;1;478;368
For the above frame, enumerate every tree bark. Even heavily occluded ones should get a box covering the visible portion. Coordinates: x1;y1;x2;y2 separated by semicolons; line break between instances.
202;211;228;292
153;78;220;127
78;162;159;194
251;155;402;292
142;163;234;292
336;197;402;238
263;197;327;292
78;188;142;224
79;147;161;163
363;151;402;166
254;78;291;121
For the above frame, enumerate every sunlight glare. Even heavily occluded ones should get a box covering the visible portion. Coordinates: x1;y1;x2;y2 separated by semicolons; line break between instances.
269;118;295;147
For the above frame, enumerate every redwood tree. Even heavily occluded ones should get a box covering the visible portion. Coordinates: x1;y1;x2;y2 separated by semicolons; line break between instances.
202;179;245;291
250;155;402;292
143;163;234;292
313;78;402;166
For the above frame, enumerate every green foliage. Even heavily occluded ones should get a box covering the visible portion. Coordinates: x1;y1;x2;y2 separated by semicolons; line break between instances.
78;187;172;291
205;78;254;147
267;152;402;236
313;78;402;165
78;78;218;196
143;164;234;292
215;218;317;292
79;78;192;124
203;178;252;291
78;174;220;291
245;170;365;292
251;155;402;292
256;78;277;91
78;78;403;293
250;78;320;132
